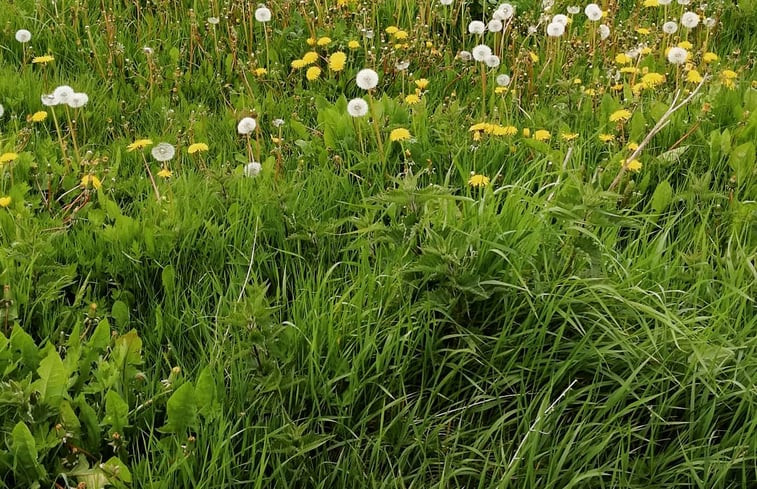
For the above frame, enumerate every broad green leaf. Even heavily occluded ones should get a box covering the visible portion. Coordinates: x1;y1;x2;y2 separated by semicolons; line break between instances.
162;382;197;434
102;456;132;483
651;180;674;213
729;142;755;184
11;422;45;484
32;348;67;408
112;330;142;374
104;390;129;434
10;325;40;369
161;265;176;295
195;366;218;418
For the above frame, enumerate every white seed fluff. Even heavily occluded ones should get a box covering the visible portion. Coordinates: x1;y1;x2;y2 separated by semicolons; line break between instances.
237;117;258;135
355;69;379;90
347;98;369;117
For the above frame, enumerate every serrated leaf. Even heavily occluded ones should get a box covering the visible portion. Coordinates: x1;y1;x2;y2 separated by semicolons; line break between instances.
32;348;67;408
651;180;673;213
162;382;197;434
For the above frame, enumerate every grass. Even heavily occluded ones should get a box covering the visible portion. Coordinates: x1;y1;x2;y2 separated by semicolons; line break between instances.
0;0;756;487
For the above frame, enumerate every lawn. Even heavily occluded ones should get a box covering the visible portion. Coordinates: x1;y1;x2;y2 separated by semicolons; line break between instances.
1;0;756;487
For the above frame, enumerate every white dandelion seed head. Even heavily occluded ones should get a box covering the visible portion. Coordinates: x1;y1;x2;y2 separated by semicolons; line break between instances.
440;0;453;5
704;17;716;29
237;117;257;135
347;98;369;117
395;60;410;71
676;0;690;4
458;50;472;61
547;22;565;37
585;3;602;21
496;74;511;86
494;3;515;20
362;29;374;39
207;17;220;25
667;46;688;65
244;161;262;177
41;94;59;106
272;118;285;127
681;11;700;29
468;20;486;35
599;24;611;40
658;0;672;4
143;46;154;55
0;104;4;118
567;6;581;14
15;29;32;43
487;19;504;32
151;142;176;162
528;25;538;34
255;5;272;22
355;68;379;90
541;0;554;11
662;21;678;34
68;92;89;108
472;44;492;61
552;14;568;25
484;54;501;68
53;85;74;104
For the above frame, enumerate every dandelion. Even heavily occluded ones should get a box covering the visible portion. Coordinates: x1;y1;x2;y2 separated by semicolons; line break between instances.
598;133;615;142
302;51;319;64
68;92;89;108
677;40;693;49
635;27;650;35
626;159;642;172
720;70;738;88
53;85;74;105
157;168;173;178
127;139;153;151
547;22;565;37
188;142;209;154
567;6;580;14
244;161;262;177
609;109;632;122
686;69;703;83
704;17;717;29
0;105;3;117
389;128;411;143
415;79;429;90
254;67;267;76
237;117;257;135
484;55;501;68
533;130;551;141
552;14;568;25
0;152;19;164
30;111;48;122
328;51;347;71
0;196;11;208
472;44;492;62
404;94;420;105
468;173;490;187
15;29;32;43
641;72;665;88
667;47;688;65
440;0;453;5
355;69;379;90
385;26;399;35
599;24;611;40
488;19;504;32
395;60;410;71
496;74;511;86
658;0;671;4
662;21;678;34
32;55;54;64
291;59;307;69
207;17;220;25
347;98;369;117
348;40;360;49
254;5;272;22
306;66;321;81
561;132;578;141
316;36;332;46
458;50;472;61
680;11;699;29
703;52;719;63
80;174;102;189
643;0;658;6
615;53;632;65
585;4;602;21
495;3;515;20
151;142;176;162
468;21;486;35
529;51;540;62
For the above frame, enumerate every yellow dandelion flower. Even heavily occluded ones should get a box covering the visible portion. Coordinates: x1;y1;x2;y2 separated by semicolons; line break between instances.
522;128;531;137
560;132;579;141
703;52;719;63
721;69;738;79
641;72;665;88
495;86;509;94
394;30;408;40
316;36;332;47
291;59;307;69
491;125;517;136
641;47;653;55
609;109;632;123
686;69;703;83
254;67;267;76
533;130;551;141
80;174;102;189
404;94;420;105
469;123;489;132
29;111;48;122
611;83;624;91
415;78;429;90
643;0;658;6
302;51;319;64
157;168;173;178
0;152;19;163
348;40;360;49
573;78;582;84
389;128;411;142
306;66;322;81
620;67;640;74
615;53;633;65
306;38;316;46
127;139;153;151
0;196;11;208
584;88;597;96
635;27;651;35
529;52;540;63
472;131;482;142
677;41;693;50
468;174;490;188
598;133;615;143
328;51;347;71
626;159;642;172
385;26;399;35
188;143;209;154
32;55;54;64
628;142;639;151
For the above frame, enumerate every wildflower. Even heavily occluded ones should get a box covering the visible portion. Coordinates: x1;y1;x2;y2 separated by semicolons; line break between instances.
680;11;699;29
533;130;551;141
188;143;209;154
151;143;176;162
404;94;420;105
0;105;4;118
328;51;347;71
553;14;569;25
440;0;453;4
468;173;490;187
80;174;102;189
237;117;257;135
529;51;540;63
157;168;173;178
643;0;658;6
0;196;11;207
522;128;531;137
704;17;717;29
567;6;581;14
496;74;511;86
291;59;307;69
611;83;624;91
494;3;515;20
677;41;693;50
254;5;272;22
207;17;220;25
32;55;54;64
458;51;472;61
686;69;703;83
302;51;319;64
585;4;602;21
0;152;19;164
385;26;399;35
306;37;316;46
468;21;486;35
68;92;89;108
488;19;504;32
626;159;642;172
627;142;639;151
561;132;578;141
667;47;688;65
484;55;501;68
615;53;632;65
254;67;267;76
53;85;74;105
355;69;379;90
472;44;492;62
29;111;48;123
720;70;737;88
347;98;369;117
635;27;651;35
547;22;565;37
662;21;678;34
316;36;332;46
389;128;411;142
599;24;611;40
598;133;615;142
394;30;408;40
306;66;321;81
15;29;32;43
415;78;429;90
641;72;665;87
703;52;719;63
348;40;360;49
128;139;153;151
609;109;632;122
244;161;262;177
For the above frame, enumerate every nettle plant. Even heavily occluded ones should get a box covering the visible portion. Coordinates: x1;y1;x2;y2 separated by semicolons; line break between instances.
0;307;205;489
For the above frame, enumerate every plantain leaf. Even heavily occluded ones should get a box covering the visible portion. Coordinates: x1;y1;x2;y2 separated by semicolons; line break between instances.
161;382;197;434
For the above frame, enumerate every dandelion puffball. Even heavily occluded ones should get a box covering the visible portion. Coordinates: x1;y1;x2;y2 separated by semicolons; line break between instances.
567;5;580;14
662;21;678;34
493;3;515;20
254;5;272;22
15;29;32;43
41;94;59;106
458;50;472;61
585;4;602;21
151;142;176;162
0;104;4;117
484;54;501;68
347;98;369;117
599;24;611;40
53;85;74;105
68;92;89;108
547;22;565;37
681;11;699;29
440;0;453;5
472;44;492;62
355;68;379;90
496;74;511;86
468;20;486;35
552;14;568;25
237;117;257;135
488;19;503;32
244;161;262;177
667;46;688;65
658;0;671;4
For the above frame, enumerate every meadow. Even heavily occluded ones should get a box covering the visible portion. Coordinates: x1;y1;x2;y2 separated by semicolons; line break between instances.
1;0;756;487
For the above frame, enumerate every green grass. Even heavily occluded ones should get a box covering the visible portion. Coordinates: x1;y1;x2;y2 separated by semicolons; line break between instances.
1;0;756;487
